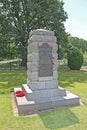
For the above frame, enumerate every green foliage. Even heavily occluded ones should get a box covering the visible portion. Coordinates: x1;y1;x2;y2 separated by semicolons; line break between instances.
68;36;87;53
58;46;65;59
67;47;83;70
0;0;68;63
0;26;18;60
58;32;69;59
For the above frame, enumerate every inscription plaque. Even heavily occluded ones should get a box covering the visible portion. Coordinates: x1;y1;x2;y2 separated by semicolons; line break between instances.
39;43;53;77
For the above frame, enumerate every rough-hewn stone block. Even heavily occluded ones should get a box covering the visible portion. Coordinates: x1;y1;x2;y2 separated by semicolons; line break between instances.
45;80;58;89
29;29;54;37
53;71;58;80
53;62;58;71
30;81;46;90
31;71;38;81
30;35;57;43
39;77;53;81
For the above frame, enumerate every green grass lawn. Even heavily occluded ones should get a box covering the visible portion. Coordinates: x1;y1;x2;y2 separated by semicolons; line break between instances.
0;70;87;130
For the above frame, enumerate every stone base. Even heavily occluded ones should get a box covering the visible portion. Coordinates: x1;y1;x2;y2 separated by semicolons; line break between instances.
14;84;80;116
22;84;66;101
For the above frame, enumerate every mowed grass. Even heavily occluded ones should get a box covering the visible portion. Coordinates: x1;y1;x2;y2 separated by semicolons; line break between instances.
0;70;27;94
0;70;87;130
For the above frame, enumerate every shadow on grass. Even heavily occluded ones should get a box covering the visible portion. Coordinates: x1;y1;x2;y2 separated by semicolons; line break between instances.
39;108;79;129
1;70;87;94
0;71;27;94
59;70;87;88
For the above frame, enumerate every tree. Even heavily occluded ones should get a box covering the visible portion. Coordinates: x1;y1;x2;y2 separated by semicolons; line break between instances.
67;47;83;70
0;0;68;64
68;36;87;53
0;26;14;60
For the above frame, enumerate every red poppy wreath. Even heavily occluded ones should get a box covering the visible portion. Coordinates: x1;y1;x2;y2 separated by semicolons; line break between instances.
15;90;25;97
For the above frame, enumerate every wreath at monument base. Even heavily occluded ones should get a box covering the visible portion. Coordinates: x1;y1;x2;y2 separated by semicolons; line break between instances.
15;90;25;97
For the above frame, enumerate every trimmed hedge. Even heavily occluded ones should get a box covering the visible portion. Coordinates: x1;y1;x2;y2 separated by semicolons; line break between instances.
68;48;83;70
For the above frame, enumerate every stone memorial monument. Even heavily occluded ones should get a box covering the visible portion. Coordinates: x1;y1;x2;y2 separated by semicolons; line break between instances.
14;29;80;115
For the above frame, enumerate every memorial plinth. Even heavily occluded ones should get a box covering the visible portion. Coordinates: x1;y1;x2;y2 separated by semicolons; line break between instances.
14;29;80;115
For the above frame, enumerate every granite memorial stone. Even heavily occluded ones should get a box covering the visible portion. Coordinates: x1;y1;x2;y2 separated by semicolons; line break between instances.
14;29;80;115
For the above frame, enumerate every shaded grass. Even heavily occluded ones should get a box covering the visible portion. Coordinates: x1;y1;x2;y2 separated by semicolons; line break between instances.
0;70;87;130
39;108;79;129
0;70;27;94
59;70;87;104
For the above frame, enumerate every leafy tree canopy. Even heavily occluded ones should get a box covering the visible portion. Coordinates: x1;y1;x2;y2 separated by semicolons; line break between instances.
0;26;15;60
0;0;68;63
68;36;87;53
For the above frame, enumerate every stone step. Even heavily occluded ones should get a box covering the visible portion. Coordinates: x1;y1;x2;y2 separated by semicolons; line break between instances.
22;84;66;101
52;92;80;108
14;88;80;115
